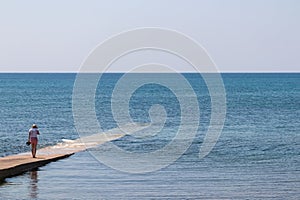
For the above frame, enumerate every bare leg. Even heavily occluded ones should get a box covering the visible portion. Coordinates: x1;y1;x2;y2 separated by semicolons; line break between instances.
31;143;37;158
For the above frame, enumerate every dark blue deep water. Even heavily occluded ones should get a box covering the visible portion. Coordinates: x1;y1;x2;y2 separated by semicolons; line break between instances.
0;73;299;199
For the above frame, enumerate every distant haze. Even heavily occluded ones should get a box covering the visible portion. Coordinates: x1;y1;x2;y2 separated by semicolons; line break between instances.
0;0;299;72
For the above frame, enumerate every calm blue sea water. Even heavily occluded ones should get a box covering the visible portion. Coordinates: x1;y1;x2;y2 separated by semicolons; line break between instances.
0;73;299;199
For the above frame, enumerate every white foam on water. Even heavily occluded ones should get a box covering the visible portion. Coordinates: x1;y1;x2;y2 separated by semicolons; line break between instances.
36;123;148;156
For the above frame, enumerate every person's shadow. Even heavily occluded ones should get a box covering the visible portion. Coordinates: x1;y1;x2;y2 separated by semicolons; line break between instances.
28;169;39;199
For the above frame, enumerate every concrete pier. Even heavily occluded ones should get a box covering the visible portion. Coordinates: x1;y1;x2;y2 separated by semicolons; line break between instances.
0;153;73;180
0;123;147;181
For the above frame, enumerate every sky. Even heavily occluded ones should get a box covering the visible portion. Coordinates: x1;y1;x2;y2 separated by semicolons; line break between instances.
0;0;299;72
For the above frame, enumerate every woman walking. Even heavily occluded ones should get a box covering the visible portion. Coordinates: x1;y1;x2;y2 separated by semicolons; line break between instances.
28;124;40;158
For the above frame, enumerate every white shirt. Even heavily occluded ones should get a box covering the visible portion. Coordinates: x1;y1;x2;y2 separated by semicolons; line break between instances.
29;128;39;138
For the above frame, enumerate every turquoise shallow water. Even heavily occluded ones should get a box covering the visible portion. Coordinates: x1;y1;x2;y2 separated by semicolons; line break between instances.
0;73;299;199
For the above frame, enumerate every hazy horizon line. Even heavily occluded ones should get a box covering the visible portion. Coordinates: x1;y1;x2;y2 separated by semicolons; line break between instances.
0;71;299;73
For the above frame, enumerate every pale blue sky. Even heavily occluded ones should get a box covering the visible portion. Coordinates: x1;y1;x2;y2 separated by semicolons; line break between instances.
0;0;299;72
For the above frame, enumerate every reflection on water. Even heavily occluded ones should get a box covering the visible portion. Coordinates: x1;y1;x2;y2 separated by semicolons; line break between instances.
28;169;38;199
0;179;7;186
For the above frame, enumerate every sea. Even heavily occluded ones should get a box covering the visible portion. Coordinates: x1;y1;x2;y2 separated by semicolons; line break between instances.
0;73;299;199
